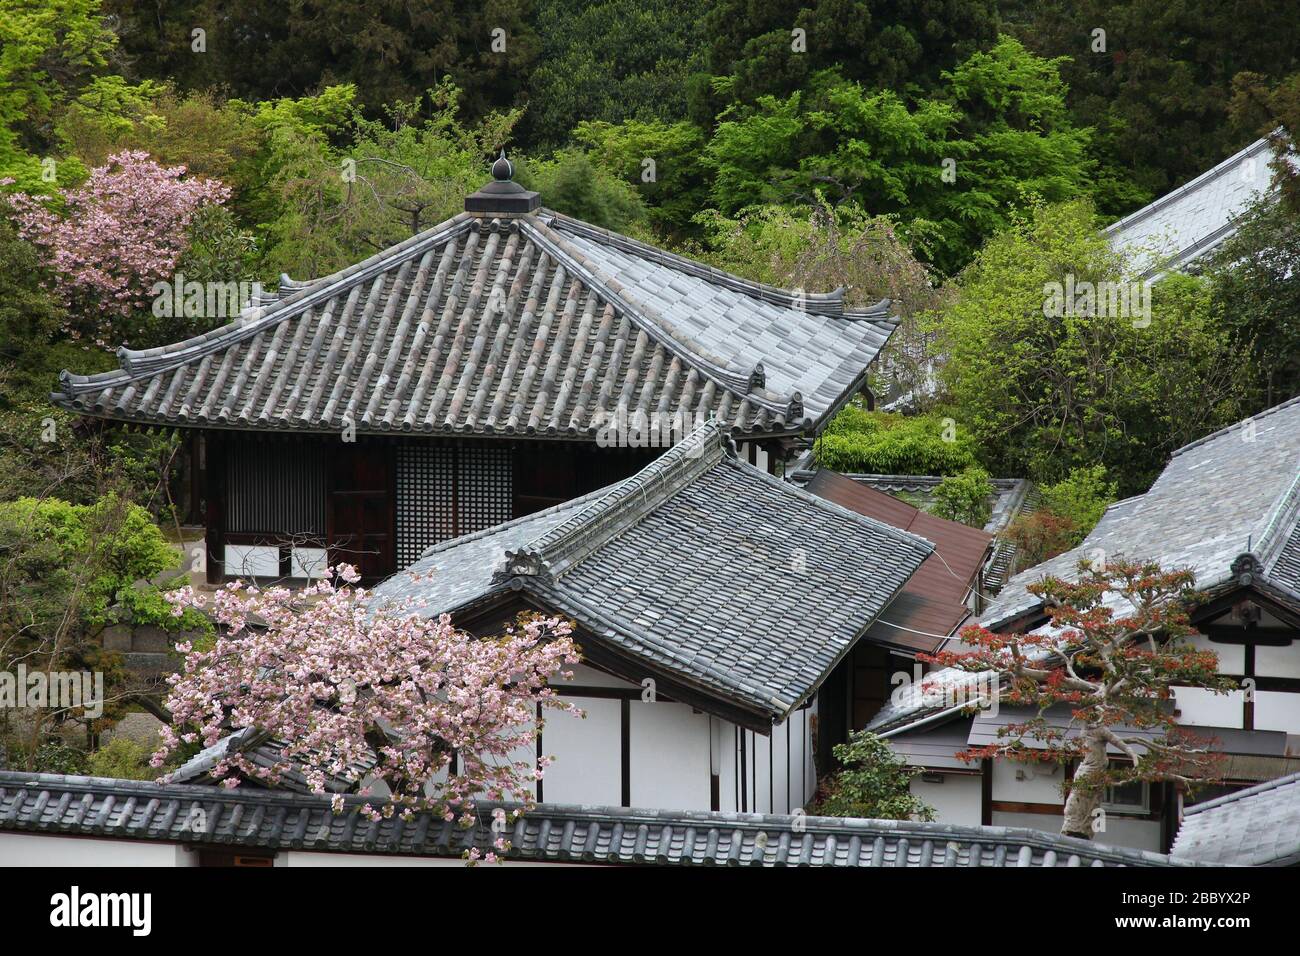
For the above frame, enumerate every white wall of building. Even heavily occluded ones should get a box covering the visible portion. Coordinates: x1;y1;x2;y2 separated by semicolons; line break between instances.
539;667;818;814
911;774;981;826
0;833;196;866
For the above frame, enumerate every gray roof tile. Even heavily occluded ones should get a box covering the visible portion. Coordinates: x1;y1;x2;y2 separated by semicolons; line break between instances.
0;771;1181;866
1172;771;1300;866
53;202;898;440
372;421;934;720
1107;137;1277;278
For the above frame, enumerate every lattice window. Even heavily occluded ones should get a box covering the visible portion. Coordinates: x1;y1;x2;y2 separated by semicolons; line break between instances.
396;444;454;567
457;445;513;536
225;439;325;535
395;443;513;567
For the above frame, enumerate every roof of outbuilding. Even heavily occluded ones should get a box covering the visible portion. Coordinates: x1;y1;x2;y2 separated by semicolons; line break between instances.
52;180;898;440
981;395;1300;632
868;398;1300;737
801;469;991;654
1172;770;1300;866
372;420;935;723
1106;136;1277;279
0;771;1183;866
796;472;1039;595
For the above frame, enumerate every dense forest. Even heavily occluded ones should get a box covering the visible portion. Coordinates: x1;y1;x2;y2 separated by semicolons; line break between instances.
0;1;1298;772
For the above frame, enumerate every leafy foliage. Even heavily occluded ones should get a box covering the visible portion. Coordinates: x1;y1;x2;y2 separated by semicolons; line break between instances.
87;735;156;780
931;466;993;527
814;407;980;475
931;200;1246;494
814;729;934;821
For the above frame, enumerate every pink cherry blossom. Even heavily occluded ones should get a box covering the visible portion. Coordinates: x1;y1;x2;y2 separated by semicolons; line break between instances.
156;566;581;838
3;150;230;342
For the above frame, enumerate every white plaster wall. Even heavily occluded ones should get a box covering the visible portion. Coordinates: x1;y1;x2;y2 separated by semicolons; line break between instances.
1253;690;1300;732
911;774;982;826
0;833;195;866
223;544;279;577
989;757;1066;804
992;810;1163;853
629;699;711;811
556;664;636;690
1175;686;1245;728
1254;643;1300;679
542;697;621;805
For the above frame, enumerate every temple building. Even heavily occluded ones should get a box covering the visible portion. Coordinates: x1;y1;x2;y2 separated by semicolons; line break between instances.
52;156;899;583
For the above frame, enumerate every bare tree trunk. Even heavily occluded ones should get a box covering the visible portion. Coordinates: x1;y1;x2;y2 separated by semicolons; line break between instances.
1061;727;1107;839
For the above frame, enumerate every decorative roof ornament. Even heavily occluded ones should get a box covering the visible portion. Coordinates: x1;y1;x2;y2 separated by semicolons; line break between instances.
465;149;539;216
491;150;514;182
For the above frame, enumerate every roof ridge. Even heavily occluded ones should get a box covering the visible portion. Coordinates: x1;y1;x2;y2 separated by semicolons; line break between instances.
1105;136;1274;237
523;218;795;414
544;210;896;324
57;215;476;394
500;421;728;581
1180;768;1300;817
1169;393;1300;459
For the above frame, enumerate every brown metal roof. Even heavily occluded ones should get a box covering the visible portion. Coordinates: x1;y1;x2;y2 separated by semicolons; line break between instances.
804;470;992;654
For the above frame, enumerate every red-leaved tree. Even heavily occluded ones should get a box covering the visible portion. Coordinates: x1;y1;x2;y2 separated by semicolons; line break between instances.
3;150;229;344
157;568;580;862
923;559;1235;839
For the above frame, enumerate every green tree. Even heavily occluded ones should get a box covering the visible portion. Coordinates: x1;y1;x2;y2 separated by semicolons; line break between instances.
1004;0;1300;213
104;0;539;123
814;407;981;475
1204;198;1300;413
698;0;999;109
0;494;199;767
702;38;1096;273
0;0;115;190
525;0;709;149
932;466;994;527
931;200;1246;493
576;119;709;234
515;148;648;232
815;729;935;821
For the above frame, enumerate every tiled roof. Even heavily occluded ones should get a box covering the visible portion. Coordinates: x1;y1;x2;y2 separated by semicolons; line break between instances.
0;771;1181;866
1172;771;1300;866
798;472;1038;594
52;188;898;440
372;421;934;723
982;395;1300;632
869;398;1300;736
163;726;378;793
801;469;991;654
1106;136;1276;279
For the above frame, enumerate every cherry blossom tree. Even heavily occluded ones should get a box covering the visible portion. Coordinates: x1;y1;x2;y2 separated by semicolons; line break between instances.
3;150;229;343
923;559;1234;839
157;567;580;861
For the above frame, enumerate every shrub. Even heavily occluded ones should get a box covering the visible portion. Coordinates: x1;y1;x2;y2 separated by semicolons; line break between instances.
87;737;157;781
1038;465;1116;542
814;408;980;475
814;730;934;821
1001;509;1081;572
931;466;994;527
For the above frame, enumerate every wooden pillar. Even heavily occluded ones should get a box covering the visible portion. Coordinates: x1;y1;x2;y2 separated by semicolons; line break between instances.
204;432;224;584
